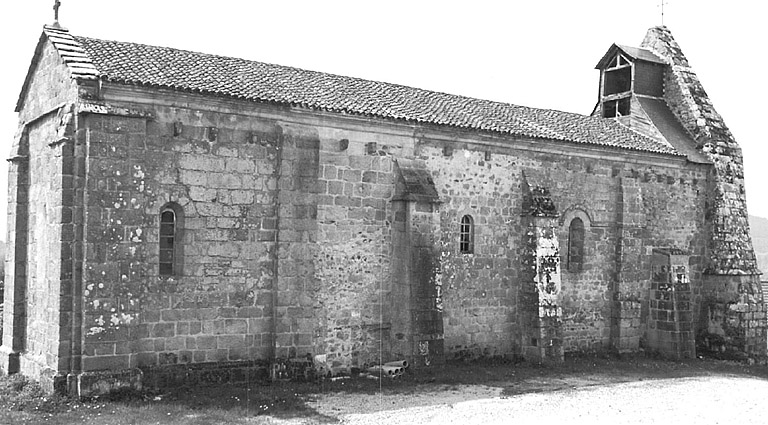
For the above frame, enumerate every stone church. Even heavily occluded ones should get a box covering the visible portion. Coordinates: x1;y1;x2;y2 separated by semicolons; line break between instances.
2;20;765;395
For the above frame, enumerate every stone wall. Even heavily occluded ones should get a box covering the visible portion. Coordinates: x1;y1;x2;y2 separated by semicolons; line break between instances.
5;46;739;394
418;139;708;358
425;147;521;359
1;39;80;392
642;26;765;357
17;41;80;124
22;118;66;381
642;26;758;275
75;94;419;382
77;105;280;376
298;125;400;370
700;274;767;359
8;27;768;397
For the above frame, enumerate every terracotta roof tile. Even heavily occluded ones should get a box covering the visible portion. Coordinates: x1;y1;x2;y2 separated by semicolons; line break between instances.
62;32;679;156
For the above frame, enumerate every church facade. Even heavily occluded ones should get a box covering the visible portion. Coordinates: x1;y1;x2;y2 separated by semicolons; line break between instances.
2;23;765;395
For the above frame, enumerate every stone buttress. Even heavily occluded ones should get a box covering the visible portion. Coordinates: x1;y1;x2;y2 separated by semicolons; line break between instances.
520;171;563;362
391;159;444;366
641;27;766;359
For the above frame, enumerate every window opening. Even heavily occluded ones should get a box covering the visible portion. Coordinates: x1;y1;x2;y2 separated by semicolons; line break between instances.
460;215;474;254
604;66;632;96
618;55;628;66
602;52;633;118
160;209;176;276
602;97;631;118
607;53;631;70
652;251;671;291
567;217;584;272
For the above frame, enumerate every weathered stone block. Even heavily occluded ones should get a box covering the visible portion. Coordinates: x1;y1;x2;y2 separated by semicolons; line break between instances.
218;335;246;350
196;336;217;350
82;355;130;372
151;323;175;338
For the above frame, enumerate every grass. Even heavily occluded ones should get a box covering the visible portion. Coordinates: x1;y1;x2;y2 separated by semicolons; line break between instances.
1;354;767;424
0;373;318;425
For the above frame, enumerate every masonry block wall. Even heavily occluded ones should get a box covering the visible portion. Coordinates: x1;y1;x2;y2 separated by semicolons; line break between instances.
1;39;80;392
409;200;444;365
273;123;318;361
1;137;26;372
700;275;767;359
72;93;428;384
8;27;767;395
557;165;622;353
426;147;521;360
307;127;399;370
4;79;720;393
642;26;766;357
70;88;712;376
24;117;66;382
416;139;708;359
390;200;411;359
77;103;281;382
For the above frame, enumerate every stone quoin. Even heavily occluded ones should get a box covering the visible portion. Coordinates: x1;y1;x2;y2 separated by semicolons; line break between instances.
1;22;765;396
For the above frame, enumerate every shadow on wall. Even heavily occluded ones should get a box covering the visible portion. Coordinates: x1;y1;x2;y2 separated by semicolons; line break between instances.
0;241;4;340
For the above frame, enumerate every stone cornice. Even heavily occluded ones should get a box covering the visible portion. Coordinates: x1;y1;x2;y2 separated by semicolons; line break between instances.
94;82;705;171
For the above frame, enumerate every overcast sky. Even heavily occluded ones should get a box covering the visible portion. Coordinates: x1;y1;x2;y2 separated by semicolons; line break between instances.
1;1;765;238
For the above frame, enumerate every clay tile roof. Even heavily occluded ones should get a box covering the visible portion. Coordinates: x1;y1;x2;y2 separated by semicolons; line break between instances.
62;33;679;156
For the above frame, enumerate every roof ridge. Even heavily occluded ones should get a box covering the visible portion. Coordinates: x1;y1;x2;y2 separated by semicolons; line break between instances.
72;34;593;119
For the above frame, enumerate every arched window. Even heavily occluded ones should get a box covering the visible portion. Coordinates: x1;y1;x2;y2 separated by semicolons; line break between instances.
460;215;474;254
567;217;585;272
159;203;183;276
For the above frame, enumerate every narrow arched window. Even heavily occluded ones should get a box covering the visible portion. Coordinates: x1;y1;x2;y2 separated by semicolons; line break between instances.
159;209;176;276
567;217;585;272
460;215;474;254
159;202;185;277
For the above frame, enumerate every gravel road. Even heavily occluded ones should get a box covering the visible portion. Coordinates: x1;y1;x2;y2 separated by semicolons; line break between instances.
332;376;768;425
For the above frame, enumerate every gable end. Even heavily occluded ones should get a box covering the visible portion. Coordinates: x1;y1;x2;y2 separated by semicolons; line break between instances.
16;25;99;113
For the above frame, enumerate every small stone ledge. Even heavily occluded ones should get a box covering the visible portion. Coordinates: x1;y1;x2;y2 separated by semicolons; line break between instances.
140;360;271;390
77;102;155;119
393;158;440;203
70;368;143;398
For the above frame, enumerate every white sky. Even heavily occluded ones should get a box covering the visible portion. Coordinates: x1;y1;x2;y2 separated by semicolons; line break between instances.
1;1;766;239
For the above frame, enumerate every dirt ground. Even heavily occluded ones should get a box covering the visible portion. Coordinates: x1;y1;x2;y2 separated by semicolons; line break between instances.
3;354;768;424
154;354;768;420
333;376;768;425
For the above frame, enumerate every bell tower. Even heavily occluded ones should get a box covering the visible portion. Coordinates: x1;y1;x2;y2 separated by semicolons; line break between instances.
593;26;766;360
594;45;666;121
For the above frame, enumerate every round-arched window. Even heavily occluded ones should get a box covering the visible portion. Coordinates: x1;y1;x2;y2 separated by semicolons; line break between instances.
159;203;184;276
460;215;474;254
567;217;584;272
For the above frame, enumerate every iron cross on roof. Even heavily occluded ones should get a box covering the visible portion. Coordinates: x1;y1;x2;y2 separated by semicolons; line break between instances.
54;0;61;22
658;0;669;26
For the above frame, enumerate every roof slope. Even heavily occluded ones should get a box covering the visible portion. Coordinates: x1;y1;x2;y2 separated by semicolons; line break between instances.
594;43;666;69
615;45;666;64
26;26;681;156
636;97;709;164
641;26;735;148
